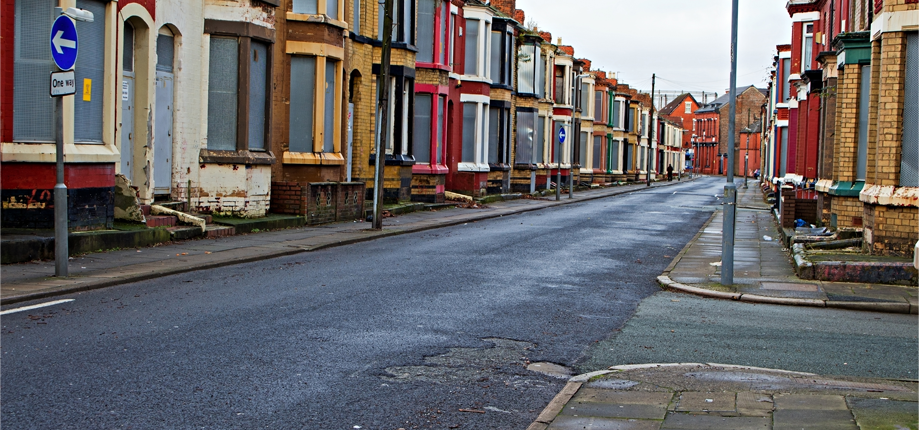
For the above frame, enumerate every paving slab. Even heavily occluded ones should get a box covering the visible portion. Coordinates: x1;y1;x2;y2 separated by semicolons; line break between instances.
674;392;736;413
560;402;669;420
772;409;858;429
660;413;770;429
547;416;662;430
846;397;920;429
735;392;774;417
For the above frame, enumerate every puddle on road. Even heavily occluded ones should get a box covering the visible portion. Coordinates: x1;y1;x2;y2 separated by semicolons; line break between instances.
382;338;568;389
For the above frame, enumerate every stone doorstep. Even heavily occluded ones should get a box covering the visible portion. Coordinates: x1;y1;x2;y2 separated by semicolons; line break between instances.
204;225;235;238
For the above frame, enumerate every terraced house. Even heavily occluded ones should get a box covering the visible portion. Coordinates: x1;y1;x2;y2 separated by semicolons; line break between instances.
2;0;661;236
767;0;918;256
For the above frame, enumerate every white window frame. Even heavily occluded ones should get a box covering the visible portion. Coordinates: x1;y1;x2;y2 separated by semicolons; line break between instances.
461;8;493;82
459;94;490;172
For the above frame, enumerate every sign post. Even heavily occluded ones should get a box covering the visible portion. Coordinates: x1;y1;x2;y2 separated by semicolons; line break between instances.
50;14;80;278
557;127;566;201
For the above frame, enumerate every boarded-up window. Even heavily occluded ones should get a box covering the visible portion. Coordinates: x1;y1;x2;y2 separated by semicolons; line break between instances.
207;37;239;151
289;56;316;153
74;0;107;143
462;102;476;162
436;96;444;164
535;115;545;164
488;106;500;164
579;131;588;167
857;65;870;181
323;60;336;153
517;44;535;94
293;0;318;14
593;135;602;169
515;109;534;165
465;20;479;75
490;31;501;83
417;0;435;63
595;90;603;122
13;0;56;142
611;101;621;128
249;41;268;151
901;32;918;187
156;33;175;72
414;94;432;163
610;140;620;171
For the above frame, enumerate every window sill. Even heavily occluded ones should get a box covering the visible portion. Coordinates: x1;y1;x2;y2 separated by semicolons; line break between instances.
412;164;449;174
489;163;511;172
514;163;537;171
1;141;120;164
459;75;492;85
457;162;489;172
368;153;416;166
199;149;276;165
286;12;348;29
283;151;345;165
489;83;513;91
415;62;452;72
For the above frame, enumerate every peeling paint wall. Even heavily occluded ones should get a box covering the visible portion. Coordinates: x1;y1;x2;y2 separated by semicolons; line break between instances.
196;164;271;217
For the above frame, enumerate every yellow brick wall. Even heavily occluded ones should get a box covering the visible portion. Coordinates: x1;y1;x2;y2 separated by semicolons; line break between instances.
345;39;376;186
833;64;861;182
870;31;909;187
864;204;920;256
866;39;882;181
831;195;864;228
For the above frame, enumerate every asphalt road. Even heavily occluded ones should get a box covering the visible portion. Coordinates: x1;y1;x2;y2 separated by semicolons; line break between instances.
2;177;915;429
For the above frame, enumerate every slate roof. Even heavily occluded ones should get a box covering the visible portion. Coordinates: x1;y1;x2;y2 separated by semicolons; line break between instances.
658;93;699;116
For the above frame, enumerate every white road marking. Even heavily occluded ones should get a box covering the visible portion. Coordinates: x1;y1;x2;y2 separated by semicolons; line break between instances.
1;299;75;316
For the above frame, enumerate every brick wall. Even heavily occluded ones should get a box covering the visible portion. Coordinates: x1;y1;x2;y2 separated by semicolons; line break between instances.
864;204;919;256
870;30;909;187
410;174;446;203
719;88;767;157
833;64;862;182
831;195;864;227
272;181;365;223
781;188;796;228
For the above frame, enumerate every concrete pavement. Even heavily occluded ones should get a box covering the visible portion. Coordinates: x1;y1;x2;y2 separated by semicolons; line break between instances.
528;363;918;430
659;181;919;314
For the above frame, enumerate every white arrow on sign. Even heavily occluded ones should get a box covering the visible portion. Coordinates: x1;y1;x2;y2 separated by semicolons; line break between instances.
52;30;77;54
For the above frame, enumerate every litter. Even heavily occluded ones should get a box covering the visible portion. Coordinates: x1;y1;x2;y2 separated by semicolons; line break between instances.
763;235;772;241
709;261;722;267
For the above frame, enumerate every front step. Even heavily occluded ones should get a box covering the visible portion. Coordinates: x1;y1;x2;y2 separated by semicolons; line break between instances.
146;215;178;228
204;225;235;238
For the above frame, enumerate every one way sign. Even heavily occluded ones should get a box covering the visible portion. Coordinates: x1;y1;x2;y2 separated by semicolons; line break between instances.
50;15;78;71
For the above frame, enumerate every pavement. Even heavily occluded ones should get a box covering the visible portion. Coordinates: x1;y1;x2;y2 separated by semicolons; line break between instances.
3;176;917;429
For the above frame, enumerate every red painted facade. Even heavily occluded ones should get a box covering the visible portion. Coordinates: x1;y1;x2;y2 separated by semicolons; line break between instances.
1;0;16;143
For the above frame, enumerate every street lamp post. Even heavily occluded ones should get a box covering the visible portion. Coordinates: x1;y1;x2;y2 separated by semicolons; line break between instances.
721;0;740;286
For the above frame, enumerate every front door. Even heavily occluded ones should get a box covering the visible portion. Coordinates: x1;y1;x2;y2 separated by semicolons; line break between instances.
153;71;173;195
120;23;135;183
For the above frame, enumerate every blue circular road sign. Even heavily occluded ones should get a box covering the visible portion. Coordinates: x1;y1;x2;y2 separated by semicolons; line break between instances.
50;16;78;71
558;127;566;144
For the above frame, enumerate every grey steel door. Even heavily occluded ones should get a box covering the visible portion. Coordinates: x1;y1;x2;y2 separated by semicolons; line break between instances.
154;71;174;195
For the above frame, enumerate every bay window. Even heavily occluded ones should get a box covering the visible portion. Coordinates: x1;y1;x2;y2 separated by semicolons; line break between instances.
460;95;490;171
489;20;514;87
379;0;414;44
206;30;273;152
515;108;537;165
289;54;342;155
517;41;544;96
412;91;447;169
417;0;450;66
292;0;342;19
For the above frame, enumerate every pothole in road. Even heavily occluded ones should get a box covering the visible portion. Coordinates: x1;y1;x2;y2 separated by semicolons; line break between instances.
382;338;571;388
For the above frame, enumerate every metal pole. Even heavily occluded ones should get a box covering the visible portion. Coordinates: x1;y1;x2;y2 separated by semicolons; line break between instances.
372;0;395;230
647;74;656;186
55;95;68;277
568;120;573;199
721;0;739;286
556;127;561;201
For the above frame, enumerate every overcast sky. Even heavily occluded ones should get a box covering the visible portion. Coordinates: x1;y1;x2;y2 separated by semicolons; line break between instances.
516;0;793;96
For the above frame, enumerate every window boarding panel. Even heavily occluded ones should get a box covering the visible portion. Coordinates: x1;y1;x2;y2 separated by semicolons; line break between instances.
328;0;339;20
611;101;620;129
436;96;444;164
249;41;268;151
440;5;449;64
593;135;601;169
857;64;870;181
208;37;240;151
324;60;336;153
417;0;435;63
74;0;107;143
535;50;544;98
580;83;589;113
465;20;479;76
595;90;603;122
414;94;432;163
517;44;535;94
901;32;918;187
157;34;175;72
515;110;534;164
353;0;360;34
293;0;319;15
289;56;316;153
462;103;476;162
400;0;412;44
553;122;563;164
535;115;545;164
505;36;513;86
13;0;56;142
610;141;619;170
488;106;499;164
579;131;588;167
490;31;501;83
